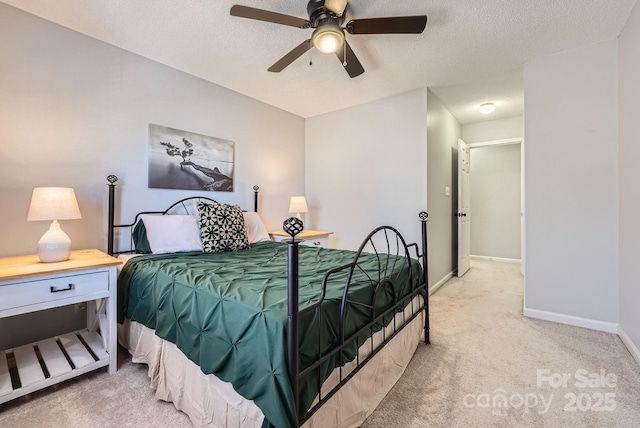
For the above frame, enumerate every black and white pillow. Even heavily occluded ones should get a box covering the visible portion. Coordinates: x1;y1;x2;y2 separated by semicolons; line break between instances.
197;202;250;253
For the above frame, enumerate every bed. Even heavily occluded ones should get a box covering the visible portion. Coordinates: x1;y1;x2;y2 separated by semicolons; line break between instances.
106;176;430;428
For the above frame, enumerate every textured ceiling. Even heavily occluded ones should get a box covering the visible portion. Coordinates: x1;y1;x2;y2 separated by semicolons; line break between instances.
2;0;636;124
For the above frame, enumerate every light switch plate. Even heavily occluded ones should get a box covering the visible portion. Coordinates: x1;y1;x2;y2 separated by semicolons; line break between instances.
445;186;451;196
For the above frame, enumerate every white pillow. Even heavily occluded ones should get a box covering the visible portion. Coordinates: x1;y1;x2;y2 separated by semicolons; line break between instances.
242;212;271;243
140;214;203;254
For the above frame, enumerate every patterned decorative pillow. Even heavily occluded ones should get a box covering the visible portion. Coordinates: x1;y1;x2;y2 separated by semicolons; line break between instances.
197;201;250;252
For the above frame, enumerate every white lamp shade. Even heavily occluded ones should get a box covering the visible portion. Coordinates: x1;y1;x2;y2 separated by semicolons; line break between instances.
28;187;82;221
27;187;81;263
288;196;308;214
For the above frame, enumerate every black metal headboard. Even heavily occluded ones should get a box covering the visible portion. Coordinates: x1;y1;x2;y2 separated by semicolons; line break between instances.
106;175;260;255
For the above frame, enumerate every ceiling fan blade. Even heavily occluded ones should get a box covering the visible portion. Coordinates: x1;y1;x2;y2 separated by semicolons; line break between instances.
268;39;312;72
324;0;348;15
346;15;427;34
335;41;364;78
230;5;310;29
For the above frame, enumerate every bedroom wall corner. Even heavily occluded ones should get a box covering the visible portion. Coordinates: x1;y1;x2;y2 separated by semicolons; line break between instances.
618;0;640;363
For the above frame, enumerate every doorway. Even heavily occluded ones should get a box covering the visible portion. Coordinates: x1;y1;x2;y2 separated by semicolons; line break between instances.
457;138;524;276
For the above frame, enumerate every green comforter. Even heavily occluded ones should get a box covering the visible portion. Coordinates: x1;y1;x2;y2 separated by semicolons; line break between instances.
118;241;421;428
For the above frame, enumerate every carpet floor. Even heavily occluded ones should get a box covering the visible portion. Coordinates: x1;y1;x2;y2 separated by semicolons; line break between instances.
1;259;638;427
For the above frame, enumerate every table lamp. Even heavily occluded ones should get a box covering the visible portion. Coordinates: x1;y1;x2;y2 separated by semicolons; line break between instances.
288;196;308;221
27;187;82;262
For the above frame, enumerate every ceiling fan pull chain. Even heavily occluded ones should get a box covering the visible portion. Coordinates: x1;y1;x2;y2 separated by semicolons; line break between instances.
343;42;347;66
309;48;313;66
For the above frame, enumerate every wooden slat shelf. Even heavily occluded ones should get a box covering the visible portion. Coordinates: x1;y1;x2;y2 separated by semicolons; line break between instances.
0;329;109;404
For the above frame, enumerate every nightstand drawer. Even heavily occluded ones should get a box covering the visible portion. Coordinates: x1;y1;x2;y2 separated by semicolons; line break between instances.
0;271;109;312
301;237;329;248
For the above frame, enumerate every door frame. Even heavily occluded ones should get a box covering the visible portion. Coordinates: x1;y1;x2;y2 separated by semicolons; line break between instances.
457;139;472;277
467;137;525;275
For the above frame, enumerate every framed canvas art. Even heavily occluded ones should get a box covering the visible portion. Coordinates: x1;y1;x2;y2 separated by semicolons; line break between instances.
148;124;234;191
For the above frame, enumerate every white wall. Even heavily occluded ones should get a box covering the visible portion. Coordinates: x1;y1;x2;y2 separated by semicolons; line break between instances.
426;90;461;286
524;40;619;327
462;116;524;144
0;3;305;259
470;144;521;259
305;89;427;252
618;2;640;361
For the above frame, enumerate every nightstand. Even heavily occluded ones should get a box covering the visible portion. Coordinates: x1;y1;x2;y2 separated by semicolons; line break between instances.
0;249;121;404
269;230;333;248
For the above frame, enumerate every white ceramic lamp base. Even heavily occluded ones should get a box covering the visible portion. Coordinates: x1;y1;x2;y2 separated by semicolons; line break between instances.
37;220;72;263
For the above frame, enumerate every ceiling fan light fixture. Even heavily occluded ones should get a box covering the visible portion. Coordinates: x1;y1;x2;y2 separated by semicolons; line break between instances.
312;25;345;53
479;102;496;114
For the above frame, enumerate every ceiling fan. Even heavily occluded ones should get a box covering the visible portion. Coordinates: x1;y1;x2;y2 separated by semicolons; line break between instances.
230;0;427;78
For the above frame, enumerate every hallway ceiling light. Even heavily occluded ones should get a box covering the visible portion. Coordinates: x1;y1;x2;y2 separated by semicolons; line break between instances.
479;102;496;114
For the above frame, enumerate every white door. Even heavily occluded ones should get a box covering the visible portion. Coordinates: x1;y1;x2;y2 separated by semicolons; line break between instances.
521;139;525;276
457;139;471;277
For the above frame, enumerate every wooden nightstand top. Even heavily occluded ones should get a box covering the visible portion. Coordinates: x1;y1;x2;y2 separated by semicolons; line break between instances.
0;249;121;281
268;230;333;239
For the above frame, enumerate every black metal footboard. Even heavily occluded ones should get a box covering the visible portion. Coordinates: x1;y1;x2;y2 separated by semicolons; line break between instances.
283;213;429;425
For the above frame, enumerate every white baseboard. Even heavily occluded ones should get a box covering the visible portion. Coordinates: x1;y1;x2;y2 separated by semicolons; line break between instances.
523;307;619;334
429;271;454;296
618;327;640;367
471;255;521;263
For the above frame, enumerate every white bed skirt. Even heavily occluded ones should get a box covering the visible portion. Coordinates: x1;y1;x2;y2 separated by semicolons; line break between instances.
118;299;425;428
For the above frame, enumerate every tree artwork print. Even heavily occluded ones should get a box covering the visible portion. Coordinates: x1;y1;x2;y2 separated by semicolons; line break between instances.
148;124;234;191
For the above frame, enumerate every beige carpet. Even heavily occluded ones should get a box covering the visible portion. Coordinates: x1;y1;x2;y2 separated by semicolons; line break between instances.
362;260;640;427
1;260;638;427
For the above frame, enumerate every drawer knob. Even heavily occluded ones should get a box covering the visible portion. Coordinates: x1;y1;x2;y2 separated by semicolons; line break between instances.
50;284;74;293
313;241;321;246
